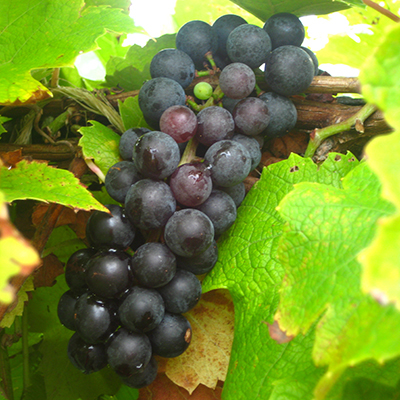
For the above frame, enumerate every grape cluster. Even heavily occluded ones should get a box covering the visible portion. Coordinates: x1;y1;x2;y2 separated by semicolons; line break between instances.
58;11;316;389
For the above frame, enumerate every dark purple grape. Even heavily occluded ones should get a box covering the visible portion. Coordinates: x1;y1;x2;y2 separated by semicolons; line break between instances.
219;62;255;100
169;162;212;207
58;289;85;331
164;209;215;257
125;179;176;230
204;140;251;187
138;77;186;123
150;48;195;89
121;357;158;388
133;131;180;180
212;14;248;58
68;332;107;374
118;287;165;332
177;240;218;275
105;161;142;204
232;133;262;171
263;12;305;49
65;248;96;290
86;204;135;250
222;96;242;114
196;106;235;146
217;182;246;207
259;91;297;138
74;292;119;344
157;269;201;314
159;105;198;143
196;190;237;236
233;97;270;137
146;313;192;358
264;45;315;96
131;242;176;288
301;47;319;75
119;127;150;161
176;20;218;69
227;24;271;69
106;328;152;377
85;250;132;299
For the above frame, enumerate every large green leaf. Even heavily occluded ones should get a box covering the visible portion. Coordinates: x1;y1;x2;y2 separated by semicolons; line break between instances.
228;0;358;22
202;152;360;399
358;24;400;309
0;160;107;212
0;0;135;105
276;162;400;398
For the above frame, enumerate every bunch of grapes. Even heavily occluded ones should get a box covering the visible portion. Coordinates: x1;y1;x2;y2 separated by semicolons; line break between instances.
57;11;317;389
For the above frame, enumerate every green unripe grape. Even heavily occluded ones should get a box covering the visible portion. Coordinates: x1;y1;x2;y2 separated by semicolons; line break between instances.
194;82;213;100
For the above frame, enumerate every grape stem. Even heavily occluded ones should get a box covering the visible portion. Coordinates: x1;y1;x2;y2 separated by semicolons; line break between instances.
304;103;377;158
178;136;199;166
363;0;400;22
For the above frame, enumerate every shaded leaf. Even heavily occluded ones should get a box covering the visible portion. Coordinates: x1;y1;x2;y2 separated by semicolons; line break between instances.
119;97;152;131
0;159;108;212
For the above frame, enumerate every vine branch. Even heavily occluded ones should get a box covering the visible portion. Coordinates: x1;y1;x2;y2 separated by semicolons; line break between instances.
363;0;400;22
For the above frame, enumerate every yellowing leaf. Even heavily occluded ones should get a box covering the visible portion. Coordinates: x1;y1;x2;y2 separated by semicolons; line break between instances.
165;290;234;394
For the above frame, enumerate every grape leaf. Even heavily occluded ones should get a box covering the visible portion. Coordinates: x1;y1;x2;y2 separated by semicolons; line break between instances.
228;0;357;22
0;0;136;105
358;24;400;309
105;34;176;91
202;152;360;399
0;116;11;136
275;161;400;398
165;290;234;394
0;159;108;212
78;120;121;179
27;275;121;400
0;193;40;304
118;97;152;131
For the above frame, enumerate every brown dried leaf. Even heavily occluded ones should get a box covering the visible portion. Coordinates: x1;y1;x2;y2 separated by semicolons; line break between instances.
33;253;65;288
138;373;223;400
267;130;309;159
165;290;234;394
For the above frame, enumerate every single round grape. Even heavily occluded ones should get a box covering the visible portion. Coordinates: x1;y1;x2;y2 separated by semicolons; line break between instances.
118;287;165;332
194;82;213;100
301;46;319;76
196;106;235;146
68;332;108;374
204;140;251;187
58;289;84;331
259;91;297;138
125;179;176;230
159;105;198;143
74;292;119;344
263;12;305;49
146;313;192;358
105;161;142;204
131;242;176;288
227;24;271;69
169;162;213;207
196;190;237;236
264;45;315;96
106;328;152;377
176;20;218;69
232;97;270;137
85;250;132;299
119;127;150;161
217;182;246;207
212;14;248;58
232;134;262;171
138;77;186;122
86;204;135;250
121;357;158;389
150;48;195;88
164;209;214;257
133;131;180;180
177;240;218;275
65;248;96;290
219;63;255;99
157;269;202;314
